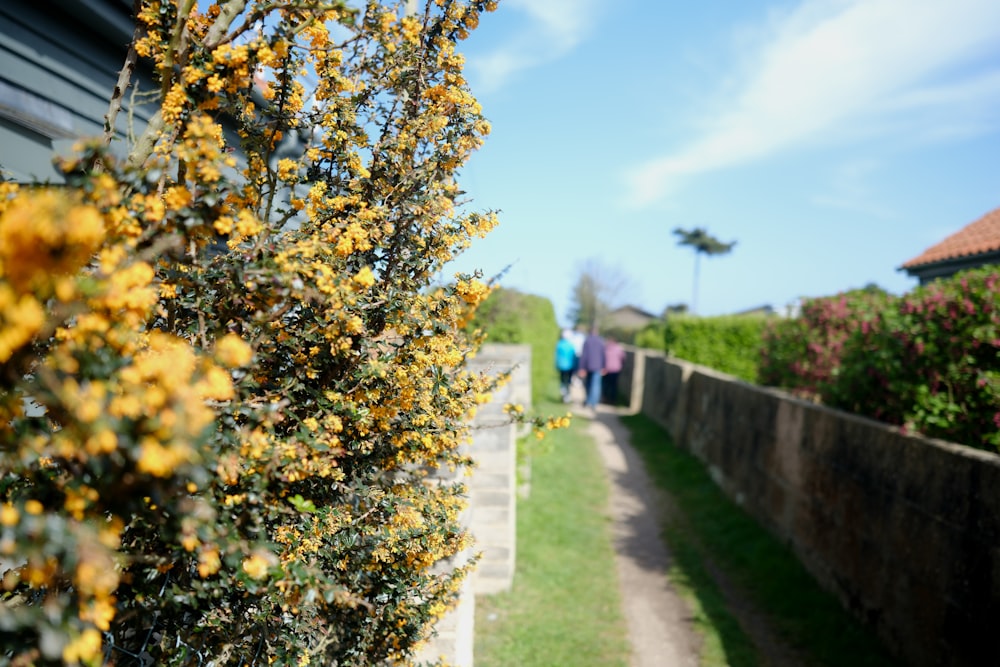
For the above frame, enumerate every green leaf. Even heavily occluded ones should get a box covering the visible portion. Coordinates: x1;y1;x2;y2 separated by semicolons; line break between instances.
289;494;317;513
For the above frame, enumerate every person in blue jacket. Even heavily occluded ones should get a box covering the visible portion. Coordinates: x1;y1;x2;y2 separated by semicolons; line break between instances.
555;329;578;403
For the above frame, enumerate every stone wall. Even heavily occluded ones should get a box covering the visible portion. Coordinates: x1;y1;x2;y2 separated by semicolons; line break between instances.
415;343;530;666
621;347;1000;667
467;344;530;595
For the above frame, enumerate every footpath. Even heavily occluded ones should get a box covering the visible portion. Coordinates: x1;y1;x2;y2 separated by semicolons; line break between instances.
570;384;702;667
574;403;818;667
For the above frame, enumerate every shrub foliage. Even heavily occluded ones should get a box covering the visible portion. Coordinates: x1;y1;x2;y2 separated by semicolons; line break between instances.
759;271;1000;451
469;287;561;403
635;314;768;383
0;1;549;665
757;287;893;399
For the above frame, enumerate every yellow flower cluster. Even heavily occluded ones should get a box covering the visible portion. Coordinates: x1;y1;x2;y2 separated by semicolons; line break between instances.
101;261;158;325
0;0;536;663
454;276;490;307
215;333;253;367
352;266;376;290
0;189;105;294
242;549;275;580
534;412;573;439
73;529;120;630
334;221;374;257
277;157;299;182
162;82;189;125
176;113;235;184
0;284;44;362
62;629;102;664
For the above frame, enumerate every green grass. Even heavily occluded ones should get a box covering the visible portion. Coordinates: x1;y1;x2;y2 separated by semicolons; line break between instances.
473;402;630;667
473;407;899;667
657;528;758;666
620;412;900;667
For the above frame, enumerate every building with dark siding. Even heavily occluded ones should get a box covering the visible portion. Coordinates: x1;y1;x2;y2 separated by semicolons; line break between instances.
0;0;142;182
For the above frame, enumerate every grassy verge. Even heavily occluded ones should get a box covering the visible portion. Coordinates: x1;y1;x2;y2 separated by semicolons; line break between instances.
473;403;630;667
620;412;899;667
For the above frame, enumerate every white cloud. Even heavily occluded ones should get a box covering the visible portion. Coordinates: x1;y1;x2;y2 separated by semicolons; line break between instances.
468;0;601;92
505;0;592;48
812;158;898;219
623;0;1000;208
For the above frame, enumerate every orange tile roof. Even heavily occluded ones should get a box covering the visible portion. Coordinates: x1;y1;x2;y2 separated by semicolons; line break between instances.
900;206;1000;269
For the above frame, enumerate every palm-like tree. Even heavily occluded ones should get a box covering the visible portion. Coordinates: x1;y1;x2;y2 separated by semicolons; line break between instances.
673;227;736;314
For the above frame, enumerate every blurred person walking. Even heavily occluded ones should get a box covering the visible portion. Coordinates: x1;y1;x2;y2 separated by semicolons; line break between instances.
578;324;605;413
602;334;625;405
555;329;578;403
568;323;586;397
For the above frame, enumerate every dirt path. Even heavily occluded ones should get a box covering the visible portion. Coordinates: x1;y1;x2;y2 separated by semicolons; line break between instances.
582;404;702;667
577;400;808;667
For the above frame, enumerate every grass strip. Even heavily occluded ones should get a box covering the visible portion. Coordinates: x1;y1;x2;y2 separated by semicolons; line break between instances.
620;412;899;667
659;522;758;666
474;403;630;667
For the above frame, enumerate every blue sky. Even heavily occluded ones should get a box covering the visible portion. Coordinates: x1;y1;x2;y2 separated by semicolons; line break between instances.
445;0;1000;325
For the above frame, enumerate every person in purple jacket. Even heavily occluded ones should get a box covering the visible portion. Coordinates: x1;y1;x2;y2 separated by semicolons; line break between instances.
577;324;605;412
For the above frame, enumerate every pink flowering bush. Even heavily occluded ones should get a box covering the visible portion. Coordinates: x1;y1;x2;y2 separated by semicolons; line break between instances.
760;271;1000;451
759;288;895;401
829;268;1000;450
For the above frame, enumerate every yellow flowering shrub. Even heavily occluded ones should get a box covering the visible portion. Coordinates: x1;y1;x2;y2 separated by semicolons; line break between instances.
0;1;561;666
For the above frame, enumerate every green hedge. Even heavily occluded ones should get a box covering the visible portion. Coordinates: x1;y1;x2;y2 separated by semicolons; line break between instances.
470;287;561;404
636;314;769;383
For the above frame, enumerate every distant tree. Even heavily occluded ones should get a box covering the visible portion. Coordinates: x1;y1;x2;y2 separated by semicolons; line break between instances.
674;227;736;314
662;303;689;317
568;258;633;329
570;271;605;329
861;282;889;294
